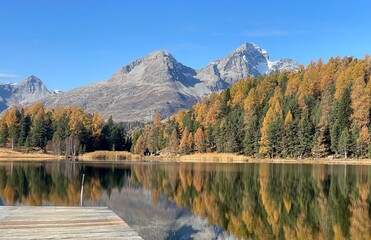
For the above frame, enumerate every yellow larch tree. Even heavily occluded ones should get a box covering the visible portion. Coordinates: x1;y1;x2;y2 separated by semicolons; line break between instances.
351;76;370;128
194;127;206;153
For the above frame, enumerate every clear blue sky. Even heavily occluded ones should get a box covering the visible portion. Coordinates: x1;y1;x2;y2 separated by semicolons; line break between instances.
1;0;370;91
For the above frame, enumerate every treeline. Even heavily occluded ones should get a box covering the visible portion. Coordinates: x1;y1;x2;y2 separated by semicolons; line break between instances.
0;103;135;155
132;56;371;159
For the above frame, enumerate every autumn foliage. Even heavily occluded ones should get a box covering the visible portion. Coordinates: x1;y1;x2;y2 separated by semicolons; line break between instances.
133;56;371;159
0;104;133;155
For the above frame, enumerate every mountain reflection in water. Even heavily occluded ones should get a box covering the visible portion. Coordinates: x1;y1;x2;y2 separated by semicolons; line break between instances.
0;161;370;239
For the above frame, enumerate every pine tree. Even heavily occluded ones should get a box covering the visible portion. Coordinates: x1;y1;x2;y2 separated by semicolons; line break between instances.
18;112;31;146
336;85;353;130
298;111;314;157
206;124;215;151
52;115;70;155
243;115;260;156
110;123;126;151
330;118;341;155
266;117;283;158
30;115;47;149
0;122;8;147
220;88;231;117
213;119;226;152
282;111;298;158
338;128;352;158
225;107;244;153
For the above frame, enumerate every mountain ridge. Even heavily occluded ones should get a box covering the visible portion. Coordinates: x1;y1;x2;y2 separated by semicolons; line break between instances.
2;42;299;122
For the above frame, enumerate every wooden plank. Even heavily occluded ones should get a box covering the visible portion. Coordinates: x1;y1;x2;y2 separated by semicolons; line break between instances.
0;206;143;240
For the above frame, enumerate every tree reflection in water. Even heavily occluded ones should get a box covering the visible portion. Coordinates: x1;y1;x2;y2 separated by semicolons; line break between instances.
0;162;370;239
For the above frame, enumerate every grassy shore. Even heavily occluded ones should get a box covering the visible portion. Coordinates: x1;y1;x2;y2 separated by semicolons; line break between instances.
139;153;371;165
177;153;371;165
0;148;61;160
0;148;369;165
78;151;141;162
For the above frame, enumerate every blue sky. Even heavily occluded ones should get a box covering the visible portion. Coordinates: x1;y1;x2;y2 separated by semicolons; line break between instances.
1;0;370;91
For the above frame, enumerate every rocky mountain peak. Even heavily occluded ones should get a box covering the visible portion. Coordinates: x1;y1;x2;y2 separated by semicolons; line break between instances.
0;75;54;112
112;49;197;87
19;75;43;86
196;42;298;91
233;42;269;60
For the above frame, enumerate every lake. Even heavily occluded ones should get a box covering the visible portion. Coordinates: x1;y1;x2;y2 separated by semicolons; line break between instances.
0;161;370;239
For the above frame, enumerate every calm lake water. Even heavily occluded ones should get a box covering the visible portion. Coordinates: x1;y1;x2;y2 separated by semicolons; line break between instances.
0;161;370;239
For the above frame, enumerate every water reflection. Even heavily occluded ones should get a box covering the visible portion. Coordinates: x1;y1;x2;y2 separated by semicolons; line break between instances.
0;162;370;239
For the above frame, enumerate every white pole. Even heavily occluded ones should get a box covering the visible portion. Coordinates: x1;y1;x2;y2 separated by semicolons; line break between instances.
80;174;85;207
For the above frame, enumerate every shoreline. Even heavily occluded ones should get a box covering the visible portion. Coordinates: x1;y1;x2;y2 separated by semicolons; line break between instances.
0;149;369;165
0;148;62;161
80;152;371;165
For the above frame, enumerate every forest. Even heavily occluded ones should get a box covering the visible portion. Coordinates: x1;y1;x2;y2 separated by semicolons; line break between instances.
0;103;135;156
132;56;371;159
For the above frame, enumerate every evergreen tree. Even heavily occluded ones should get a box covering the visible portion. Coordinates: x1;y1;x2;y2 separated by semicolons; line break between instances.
220;88;231;117
0;122;8;147
243;114;260;156
52;115;70;155
338;128;352;158
225;107;244;153
266;117;283;158
18;112;31;146
330;118;341;155
282;111;298;158
337;85;352;130
30;115;47;149
213;120;226;152
110;123;126;151
206;124;215;151
297;111;314;157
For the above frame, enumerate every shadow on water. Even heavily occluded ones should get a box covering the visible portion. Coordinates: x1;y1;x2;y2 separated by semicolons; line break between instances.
0;161;370;239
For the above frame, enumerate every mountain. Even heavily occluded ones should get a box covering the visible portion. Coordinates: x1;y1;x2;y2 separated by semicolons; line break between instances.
43;42;299;122
0;75;55;112
44;50;207;122
196;42;299;91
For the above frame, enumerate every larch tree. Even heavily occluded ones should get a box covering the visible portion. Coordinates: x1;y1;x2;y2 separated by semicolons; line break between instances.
194;127;206;153
134;135;146;155
168;128;179;155
350;76;370;129
259;106;276;155
179;127;191;154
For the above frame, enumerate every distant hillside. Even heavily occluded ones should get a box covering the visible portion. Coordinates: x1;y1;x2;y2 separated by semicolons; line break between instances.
131;56;371;159
43;42;299;122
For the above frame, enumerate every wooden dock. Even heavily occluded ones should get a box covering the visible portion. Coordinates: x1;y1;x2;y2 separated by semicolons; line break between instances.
0;206;143;239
